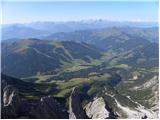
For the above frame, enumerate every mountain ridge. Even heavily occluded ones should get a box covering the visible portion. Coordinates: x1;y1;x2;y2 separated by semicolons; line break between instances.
2;20;158;40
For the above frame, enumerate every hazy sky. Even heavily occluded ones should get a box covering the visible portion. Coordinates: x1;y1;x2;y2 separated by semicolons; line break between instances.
1;0;158;24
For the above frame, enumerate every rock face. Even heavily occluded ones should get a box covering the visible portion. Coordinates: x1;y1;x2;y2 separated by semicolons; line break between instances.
85;97;109;119
69;87;88;119
30;96;68;119
2;90;68;119
85;97;117;119
132;75;158;90
2;85;21;119
3;85;21;107
130;75;159;118
1;74;69;119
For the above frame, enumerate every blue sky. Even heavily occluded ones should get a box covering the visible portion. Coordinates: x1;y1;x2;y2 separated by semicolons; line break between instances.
1;0;158;24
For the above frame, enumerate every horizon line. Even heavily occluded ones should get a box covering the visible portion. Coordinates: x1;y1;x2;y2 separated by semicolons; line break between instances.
2;19;158;25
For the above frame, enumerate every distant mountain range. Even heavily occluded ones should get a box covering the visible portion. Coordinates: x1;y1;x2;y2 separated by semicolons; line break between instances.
2;20;158;40
45;27;158;44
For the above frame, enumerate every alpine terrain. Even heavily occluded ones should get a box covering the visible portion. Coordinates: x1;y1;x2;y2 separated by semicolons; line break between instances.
1;24;159;119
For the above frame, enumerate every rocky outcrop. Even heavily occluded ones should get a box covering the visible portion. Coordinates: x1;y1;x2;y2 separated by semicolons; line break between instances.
1;74;69;119
3;85;21;107
85;97;117;119
2;85;21;119
69;87;88;119
130;75;159;118
132;75;158;90
30;96;68;119
2;91;68;119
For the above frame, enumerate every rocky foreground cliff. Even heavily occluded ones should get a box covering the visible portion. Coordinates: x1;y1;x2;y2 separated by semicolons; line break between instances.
1;74;118;119
1;73;159;119
1;74;68;119
1;80;116;119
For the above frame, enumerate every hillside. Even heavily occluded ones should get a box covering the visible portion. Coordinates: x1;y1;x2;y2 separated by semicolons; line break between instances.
2;39;101;78
45;27;158;44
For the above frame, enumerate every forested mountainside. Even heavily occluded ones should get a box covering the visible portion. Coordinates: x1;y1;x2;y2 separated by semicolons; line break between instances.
1;27;159;119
